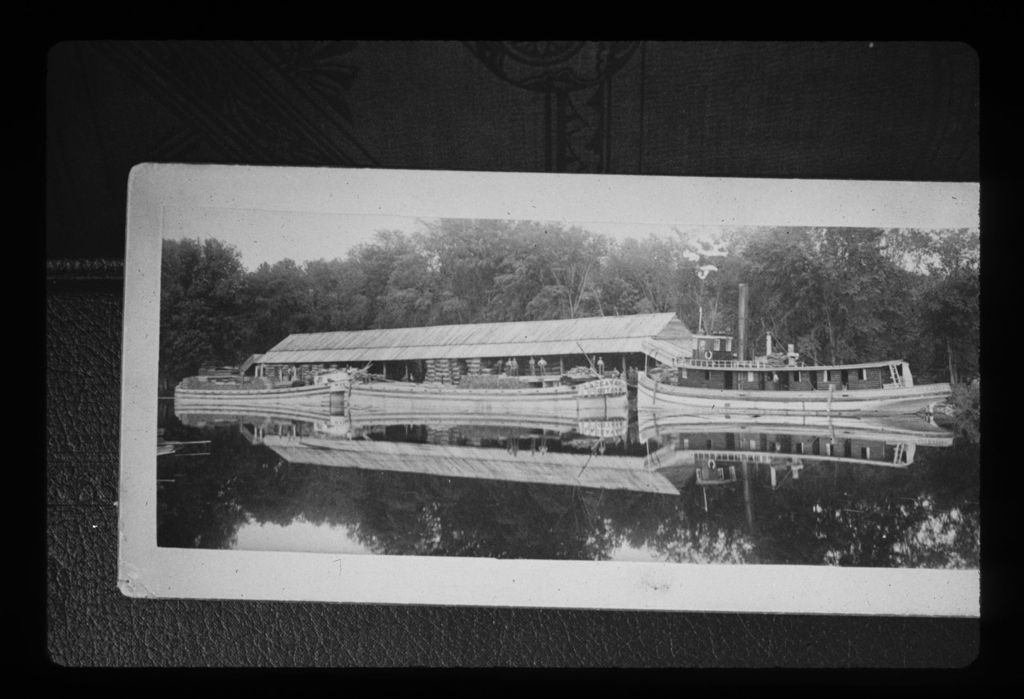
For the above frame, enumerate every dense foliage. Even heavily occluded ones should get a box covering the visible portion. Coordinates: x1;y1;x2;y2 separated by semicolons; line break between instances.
160;222;979;385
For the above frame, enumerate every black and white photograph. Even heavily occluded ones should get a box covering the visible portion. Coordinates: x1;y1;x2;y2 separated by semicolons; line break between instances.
117;166;979;615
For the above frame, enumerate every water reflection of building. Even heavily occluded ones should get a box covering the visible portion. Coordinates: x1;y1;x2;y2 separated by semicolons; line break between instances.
261;437;676;495
174;403;663;493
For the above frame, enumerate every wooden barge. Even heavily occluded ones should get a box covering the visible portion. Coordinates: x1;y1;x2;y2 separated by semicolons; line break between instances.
174;368;628;434
173;380;347;416
348;377;629;424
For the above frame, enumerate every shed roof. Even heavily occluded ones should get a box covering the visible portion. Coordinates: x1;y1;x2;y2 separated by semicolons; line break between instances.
258;313;692;364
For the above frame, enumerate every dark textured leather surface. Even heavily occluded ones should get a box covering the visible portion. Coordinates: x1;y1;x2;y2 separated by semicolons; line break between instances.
45;41;982;667
47;41;979;261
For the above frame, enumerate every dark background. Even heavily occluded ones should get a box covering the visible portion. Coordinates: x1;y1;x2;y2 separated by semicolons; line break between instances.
46;40;981;668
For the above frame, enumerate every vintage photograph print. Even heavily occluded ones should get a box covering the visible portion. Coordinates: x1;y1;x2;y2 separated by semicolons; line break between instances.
119;166;979;615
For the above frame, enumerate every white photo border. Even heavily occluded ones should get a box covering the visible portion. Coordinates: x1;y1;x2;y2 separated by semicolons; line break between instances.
119;164;980;616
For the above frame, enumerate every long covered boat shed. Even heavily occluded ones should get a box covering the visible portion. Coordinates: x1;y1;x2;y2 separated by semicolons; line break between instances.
254;312;693;384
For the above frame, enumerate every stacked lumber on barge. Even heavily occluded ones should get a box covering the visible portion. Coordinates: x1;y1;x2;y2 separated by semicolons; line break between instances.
424;358;461;385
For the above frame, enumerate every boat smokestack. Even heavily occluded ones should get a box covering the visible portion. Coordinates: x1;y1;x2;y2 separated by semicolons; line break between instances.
737;283;748;361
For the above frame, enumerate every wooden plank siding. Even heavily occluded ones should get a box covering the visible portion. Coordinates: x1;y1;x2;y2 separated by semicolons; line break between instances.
671;368;729;389
847;367;886;390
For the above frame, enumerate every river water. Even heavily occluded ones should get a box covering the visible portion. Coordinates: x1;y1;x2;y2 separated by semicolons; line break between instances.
156;398;979;568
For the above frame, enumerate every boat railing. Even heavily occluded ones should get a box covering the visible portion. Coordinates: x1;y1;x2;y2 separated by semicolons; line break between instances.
498;368;565;380
680;358;774;369
692;449;801;464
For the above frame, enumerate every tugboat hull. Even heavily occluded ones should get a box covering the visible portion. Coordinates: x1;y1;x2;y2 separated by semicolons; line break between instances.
637;372;951;417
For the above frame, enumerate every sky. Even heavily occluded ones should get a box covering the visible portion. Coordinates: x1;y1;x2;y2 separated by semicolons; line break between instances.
234;518;374;555
231;515;717;563
162;204;723;271
154;168;979;272
161;203;977;275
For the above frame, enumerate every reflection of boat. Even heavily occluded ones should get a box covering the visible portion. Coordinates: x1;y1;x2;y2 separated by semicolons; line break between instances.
638;412;956;448
175;402;632;450
156;437;211;457
174;404;337;427
576;417;629;439
642;413;954;477
173;409;321;445
260;436;678;495
347;403;578;436
641;414;956;522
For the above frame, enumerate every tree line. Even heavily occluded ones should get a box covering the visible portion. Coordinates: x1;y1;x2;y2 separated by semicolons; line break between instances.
160;221;979;386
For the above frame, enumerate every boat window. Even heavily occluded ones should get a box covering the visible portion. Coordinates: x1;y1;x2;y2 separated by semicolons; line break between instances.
861;446;871;459
683;438;690;449
749;439;757;450
860;368;868;381
796;442;804;454
747;371;755;382
795;371;802;382
713;339;720;351
826;442;834;456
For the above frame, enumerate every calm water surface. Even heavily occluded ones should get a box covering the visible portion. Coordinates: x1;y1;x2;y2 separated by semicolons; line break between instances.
156;399;979;568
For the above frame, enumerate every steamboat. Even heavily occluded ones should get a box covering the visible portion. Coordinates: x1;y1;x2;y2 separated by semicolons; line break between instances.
637;284;952;417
